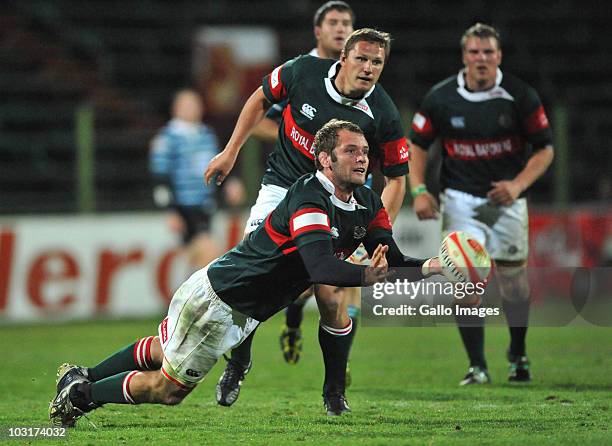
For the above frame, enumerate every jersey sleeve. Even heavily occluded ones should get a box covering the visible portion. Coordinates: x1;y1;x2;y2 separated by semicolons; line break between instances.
366;200;393;241
289;205;333;248
518;86;553;151
377;103;410;178
262;57;299;104
408;90;437;150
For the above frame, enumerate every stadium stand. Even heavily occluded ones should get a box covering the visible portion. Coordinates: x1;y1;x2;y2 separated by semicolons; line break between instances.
1;0;610;213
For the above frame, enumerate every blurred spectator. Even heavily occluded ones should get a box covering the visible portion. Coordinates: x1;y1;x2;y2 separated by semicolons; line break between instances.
149;89;222;271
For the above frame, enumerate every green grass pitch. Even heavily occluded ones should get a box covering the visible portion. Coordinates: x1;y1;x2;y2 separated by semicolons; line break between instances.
1;312;611;445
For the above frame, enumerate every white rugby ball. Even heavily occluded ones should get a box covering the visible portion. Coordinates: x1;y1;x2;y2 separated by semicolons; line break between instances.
439;231;491;283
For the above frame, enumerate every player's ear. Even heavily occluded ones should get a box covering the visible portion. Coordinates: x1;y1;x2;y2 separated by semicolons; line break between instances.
318;151;331;169
314;26;322;41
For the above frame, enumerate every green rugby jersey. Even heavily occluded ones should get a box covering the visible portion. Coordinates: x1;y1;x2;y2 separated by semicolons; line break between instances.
207;171;392;321
261;55;409;188
409;69;553;197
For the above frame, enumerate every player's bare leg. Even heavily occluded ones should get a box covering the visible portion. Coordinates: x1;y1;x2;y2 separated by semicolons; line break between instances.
187;233;222;270
454;282;488;385
315;244;386;415
496;260;531;382
50;336;196;427
314;283;353;415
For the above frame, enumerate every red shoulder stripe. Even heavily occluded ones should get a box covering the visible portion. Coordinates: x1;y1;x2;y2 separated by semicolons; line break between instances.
368;208;392;231
268;65;287;101
524;105;550;134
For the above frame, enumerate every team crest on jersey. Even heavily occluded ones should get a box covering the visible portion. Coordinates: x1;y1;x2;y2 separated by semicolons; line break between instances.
412;112;426;130
353;226;367;239
450;116;465;128
330;226;339;238
498;113;514;129
300;103;317;120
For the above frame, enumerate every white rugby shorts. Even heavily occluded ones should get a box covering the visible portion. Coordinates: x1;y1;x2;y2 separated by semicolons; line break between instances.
244;184;288;234
158;263;259;387
440;188;528;262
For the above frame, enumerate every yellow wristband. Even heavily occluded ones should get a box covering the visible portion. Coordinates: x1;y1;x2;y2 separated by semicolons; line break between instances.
411;184;427;198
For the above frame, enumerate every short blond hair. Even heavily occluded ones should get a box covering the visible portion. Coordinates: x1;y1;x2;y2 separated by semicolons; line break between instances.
461;23;501;51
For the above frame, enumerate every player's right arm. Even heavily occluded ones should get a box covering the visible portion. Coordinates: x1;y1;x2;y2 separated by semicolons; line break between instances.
204;87;271;185
205;58;299;186
287;200;390;286
408;105;440;220
299;240;390;286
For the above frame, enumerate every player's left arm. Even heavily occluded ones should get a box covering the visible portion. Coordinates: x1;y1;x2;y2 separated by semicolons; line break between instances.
381;175;406;223
488;86;555;206
377;103;410;223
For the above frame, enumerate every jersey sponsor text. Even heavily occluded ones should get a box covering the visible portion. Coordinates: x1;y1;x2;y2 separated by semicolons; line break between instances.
444;136;522;160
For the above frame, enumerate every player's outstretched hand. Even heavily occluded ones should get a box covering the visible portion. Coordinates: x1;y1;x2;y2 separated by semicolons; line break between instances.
413;192;440;220
204;150;238;186
369;243;388;268
421;256;443;277
487;180;522;206
364;244;392;285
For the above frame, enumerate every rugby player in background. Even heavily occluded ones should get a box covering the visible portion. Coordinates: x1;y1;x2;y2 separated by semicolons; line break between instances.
408;23;554;385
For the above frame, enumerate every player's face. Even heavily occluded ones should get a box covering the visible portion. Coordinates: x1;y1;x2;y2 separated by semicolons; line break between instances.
315;10;353;59
340;41;386;97
462;36;502;91
330;130;370;190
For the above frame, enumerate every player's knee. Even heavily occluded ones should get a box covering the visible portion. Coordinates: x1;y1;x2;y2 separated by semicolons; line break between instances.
154;370;193;405
315;284;345;305
315;285;350;325
149;337;163;368
496;261;530;302
158;383;192;405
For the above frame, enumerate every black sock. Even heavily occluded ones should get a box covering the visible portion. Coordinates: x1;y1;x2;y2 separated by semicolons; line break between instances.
90;371;138;405
318;321;354;396
285;299;307;329
503;299;530;357
230;326;258;369
455;314;487;369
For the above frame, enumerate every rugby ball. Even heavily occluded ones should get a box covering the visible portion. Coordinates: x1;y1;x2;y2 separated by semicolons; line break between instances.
439;231;491;283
